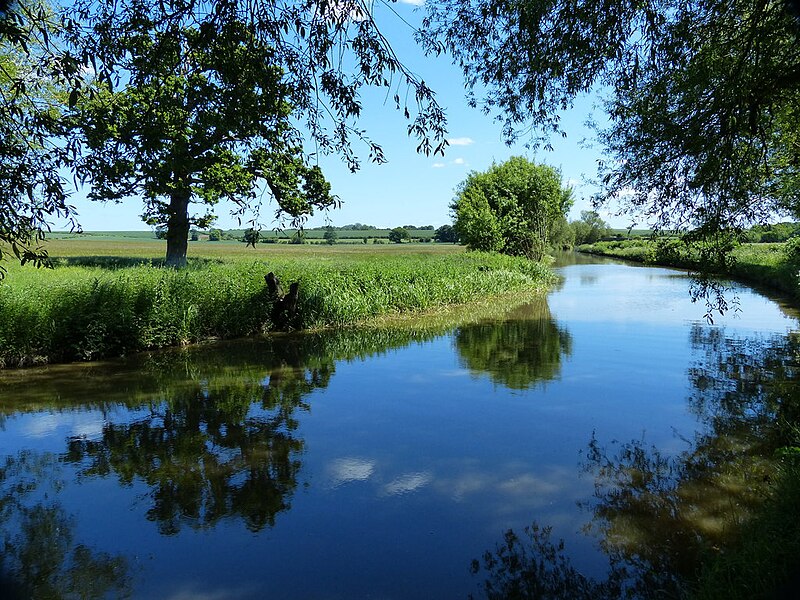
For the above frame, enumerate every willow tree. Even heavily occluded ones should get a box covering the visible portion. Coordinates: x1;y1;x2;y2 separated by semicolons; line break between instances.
422;0;800;244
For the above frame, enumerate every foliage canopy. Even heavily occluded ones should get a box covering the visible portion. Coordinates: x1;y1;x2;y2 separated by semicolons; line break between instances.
422;0;800;241
74;11;336;266
388;227;410;243
0;1;82;278
451;157;572;260
572;211;612;246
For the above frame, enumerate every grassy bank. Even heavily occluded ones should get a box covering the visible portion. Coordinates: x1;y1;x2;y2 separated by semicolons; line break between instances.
578;239;800;300
692;459;800;600
579;238;800;597
0;243;555;367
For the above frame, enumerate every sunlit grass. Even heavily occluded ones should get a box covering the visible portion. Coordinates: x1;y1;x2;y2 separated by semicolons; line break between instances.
0;240;554;367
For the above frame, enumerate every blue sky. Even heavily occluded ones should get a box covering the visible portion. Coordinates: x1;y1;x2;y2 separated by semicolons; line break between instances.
60;2;628;232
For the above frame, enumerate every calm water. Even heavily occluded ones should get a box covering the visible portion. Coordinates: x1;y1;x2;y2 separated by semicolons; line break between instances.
1;256;798;598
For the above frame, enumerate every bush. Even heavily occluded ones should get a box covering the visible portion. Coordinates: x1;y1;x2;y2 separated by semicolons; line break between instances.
783;237;800;263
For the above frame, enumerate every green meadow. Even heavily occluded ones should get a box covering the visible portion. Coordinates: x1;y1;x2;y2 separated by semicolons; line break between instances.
0;239;555;367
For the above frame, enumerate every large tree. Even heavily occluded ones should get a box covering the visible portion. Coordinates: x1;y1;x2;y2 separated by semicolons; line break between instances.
74;13;335;267
67;0;448;266
451;157;573;260
571;210;611;245
2;0;448;273
422;0;800;244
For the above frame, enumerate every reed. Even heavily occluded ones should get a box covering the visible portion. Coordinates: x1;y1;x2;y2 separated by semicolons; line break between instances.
0;248;555;367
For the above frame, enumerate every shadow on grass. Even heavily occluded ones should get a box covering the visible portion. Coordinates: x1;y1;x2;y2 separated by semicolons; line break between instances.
50;256;225;270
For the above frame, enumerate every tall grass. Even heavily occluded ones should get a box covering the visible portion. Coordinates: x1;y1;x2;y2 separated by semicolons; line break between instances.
0;249;555;367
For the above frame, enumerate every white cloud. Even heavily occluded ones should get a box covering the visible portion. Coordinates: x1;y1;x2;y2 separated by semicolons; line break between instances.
432;162;446;168
71;416;105;439
451;158;466;165
447;137;474;146
23;414;58;438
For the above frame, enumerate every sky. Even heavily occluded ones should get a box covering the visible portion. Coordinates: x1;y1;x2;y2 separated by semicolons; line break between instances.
58;1;628;233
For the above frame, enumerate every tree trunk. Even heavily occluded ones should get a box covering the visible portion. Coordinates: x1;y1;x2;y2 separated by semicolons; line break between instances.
165;189;190;268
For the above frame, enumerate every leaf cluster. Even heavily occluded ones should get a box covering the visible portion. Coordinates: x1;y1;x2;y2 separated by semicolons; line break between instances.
451;156;573;260
422;0;800;242
0;1;83;278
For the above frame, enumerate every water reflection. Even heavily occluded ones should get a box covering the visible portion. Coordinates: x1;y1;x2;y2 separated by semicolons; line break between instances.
472;324;800;598
64;381;307;535
455;296;572;390
469;523;623;600
0;452;130;599
2;298;571;543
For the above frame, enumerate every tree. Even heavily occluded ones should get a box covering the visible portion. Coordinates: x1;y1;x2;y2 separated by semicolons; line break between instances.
323;226;338;245
548;216;576;250
243;228;260;247
63;0;448;267
388;227;410;243
74;13;336;267
451;157;573;260
572;211;612;246
422;0;800;246
3;0;447;274
434;224;459;243
455;296;572;390
0;1;83;278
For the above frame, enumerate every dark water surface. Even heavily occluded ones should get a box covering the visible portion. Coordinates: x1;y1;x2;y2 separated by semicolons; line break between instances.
1;255;798;598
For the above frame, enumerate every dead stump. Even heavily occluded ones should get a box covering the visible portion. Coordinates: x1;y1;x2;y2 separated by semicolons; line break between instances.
265;272;300;329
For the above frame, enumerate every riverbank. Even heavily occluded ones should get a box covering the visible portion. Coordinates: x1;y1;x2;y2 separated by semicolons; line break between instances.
579;239;800;599
577;239;800;300
0;244;555;367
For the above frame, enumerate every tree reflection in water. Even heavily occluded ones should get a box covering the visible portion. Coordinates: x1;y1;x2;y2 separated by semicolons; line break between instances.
64;343;334;535
471;325;800;599
468;523;623;600
455;296;572;390
0;452;130;599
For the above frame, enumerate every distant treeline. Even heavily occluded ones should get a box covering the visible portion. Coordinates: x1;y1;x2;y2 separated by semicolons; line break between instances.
219;227;438;244
305;223;435;231
49;226;442;244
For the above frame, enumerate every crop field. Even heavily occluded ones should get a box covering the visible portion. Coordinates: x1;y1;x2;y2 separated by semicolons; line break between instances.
0;237;553;367
36;237;460;260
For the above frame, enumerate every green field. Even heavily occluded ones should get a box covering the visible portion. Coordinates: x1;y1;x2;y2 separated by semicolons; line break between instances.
0;239;554;367
47;228;438;243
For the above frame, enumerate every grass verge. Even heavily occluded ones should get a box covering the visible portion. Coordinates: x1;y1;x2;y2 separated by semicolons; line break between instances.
578;240;800;300
0;246;555;367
